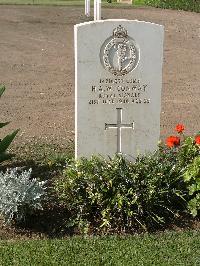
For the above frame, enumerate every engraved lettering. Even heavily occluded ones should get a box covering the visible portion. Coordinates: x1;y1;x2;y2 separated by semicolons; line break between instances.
89;99;99;104
92;86;96;92
89;77;150;106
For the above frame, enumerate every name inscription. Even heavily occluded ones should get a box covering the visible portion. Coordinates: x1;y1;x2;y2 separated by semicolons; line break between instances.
89;78;150;105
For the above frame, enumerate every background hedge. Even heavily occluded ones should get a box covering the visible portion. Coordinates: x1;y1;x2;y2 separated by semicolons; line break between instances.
145;0;200;13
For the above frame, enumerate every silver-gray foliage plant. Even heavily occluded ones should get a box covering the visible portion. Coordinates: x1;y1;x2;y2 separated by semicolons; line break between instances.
0;168;46;223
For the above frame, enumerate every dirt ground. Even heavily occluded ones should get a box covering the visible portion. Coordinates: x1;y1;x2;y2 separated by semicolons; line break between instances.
0;5;200;149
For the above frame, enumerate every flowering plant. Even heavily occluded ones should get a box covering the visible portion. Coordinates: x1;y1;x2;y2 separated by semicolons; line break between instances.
53;124;200;235
165;124;185;148
166;136;180;148
164;124;200;218
175;123;185;134
195;135;200;145
166;124;200;149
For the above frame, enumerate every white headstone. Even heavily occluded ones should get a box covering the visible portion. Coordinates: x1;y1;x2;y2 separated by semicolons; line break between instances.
85;0;90;17
74;20;164;160
117;0;132;4
94;0;101;21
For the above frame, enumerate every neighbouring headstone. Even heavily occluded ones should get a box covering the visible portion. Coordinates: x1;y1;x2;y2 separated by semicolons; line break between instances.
74;20;164;160
117;0;132;4
94;0;101;20
85;0;90;17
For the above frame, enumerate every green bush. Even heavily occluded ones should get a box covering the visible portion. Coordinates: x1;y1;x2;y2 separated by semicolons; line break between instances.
145;0;200;13
0;85;19;164
54;152;185;233
53;125;200;234
0;168;46;223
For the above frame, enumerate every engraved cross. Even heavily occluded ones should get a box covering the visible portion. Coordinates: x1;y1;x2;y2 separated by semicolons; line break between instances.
105;108;134;154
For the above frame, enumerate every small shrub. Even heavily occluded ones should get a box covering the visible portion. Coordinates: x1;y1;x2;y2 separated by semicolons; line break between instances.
0;168;46;223
53;124;200;234
54;151;187;233
0;85;19;164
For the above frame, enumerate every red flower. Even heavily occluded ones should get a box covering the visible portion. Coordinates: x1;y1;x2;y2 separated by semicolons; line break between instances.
166;136;180;148
175;124;185;134
195;135;200;145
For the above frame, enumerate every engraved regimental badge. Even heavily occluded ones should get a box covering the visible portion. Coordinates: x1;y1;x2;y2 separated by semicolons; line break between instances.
100;25;139;76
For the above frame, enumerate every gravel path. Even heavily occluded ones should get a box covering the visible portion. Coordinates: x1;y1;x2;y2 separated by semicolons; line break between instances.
0;5;199;148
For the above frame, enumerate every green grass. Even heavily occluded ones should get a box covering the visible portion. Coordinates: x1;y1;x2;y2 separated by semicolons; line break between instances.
133;0;145;5
0;0;145;6
0;231;199;265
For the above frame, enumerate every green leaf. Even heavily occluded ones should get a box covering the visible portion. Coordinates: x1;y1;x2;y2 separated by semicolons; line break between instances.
184;156;200;182
0;152;13;163
0;122;10;129
0;85;6;97
0;129;19;153
188;197;200;217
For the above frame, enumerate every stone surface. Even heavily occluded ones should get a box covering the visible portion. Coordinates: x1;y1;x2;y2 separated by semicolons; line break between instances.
75;19;164;160
117;0;132;4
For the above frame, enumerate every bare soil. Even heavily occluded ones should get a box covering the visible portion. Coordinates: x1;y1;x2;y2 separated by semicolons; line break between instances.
0;5;200;148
